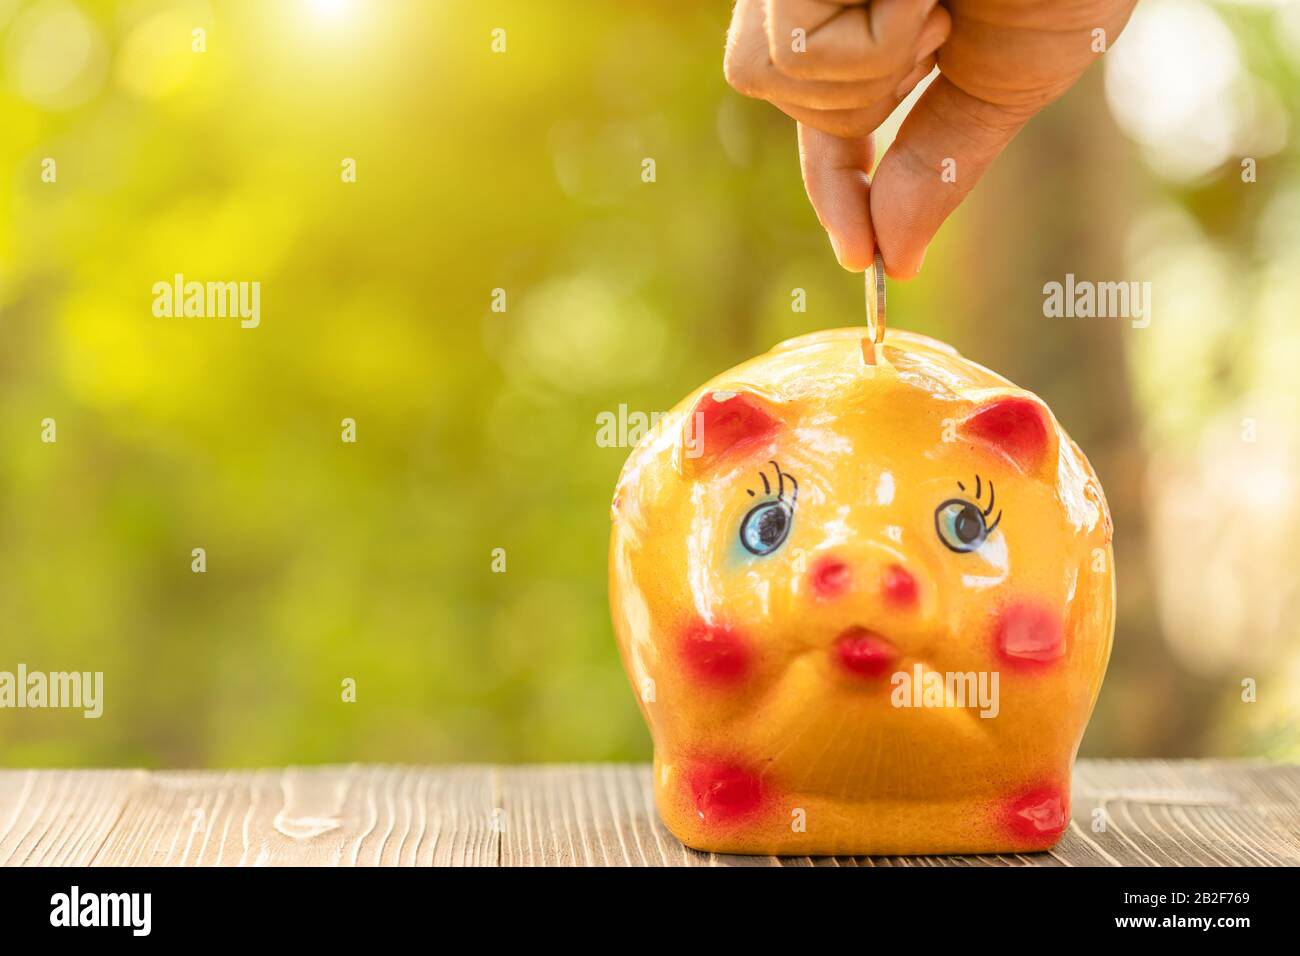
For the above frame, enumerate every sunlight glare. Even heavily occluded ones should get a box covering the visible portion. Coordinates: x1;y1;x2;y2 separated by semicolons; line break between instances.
307;0;350;21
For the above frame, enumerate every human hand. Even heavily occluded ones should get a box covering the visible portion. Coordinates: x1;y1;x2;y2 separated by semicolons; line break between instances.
724;0;1137;277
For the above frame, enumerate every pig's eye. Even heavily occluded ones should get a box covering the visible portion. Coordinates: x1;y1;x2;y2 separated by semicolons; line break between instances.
740;460;797;556
935;476;1002;553
740;500;793;556
935;499;991;553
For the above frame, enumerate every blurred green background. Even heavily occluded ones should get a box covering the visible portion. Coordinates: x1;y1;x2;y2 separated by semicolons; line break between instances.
1;0;1297;767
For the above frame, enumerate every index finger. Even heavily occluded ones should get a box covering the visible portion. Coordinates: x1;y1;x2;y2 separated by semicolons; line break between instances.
798;122;877;271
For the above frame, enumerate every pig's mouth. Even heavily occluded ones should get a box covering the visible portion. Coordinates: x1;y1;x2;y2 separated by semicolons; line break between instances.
831;626;899;680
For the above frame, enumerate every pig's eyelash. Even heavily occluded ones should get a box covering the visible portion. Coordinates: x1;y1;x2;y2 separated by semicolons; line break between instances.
746;461;797;504
959;474;997;512
958;474;1002;522
982;480;996;517
770;460;798;504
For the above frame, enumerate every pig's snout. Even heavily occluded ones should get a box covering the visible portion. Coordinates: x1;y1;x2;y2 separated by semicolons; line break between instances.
808;553;920;611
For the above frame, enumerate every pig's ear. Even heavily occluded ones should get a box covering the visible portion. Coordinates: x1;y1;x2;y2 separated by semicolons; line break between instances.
959;393;1058;476
678;389;783;474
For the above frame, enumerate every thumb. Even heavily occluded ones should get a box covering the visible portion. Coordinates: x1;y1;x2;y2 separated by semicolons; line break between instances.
871;75;1035;278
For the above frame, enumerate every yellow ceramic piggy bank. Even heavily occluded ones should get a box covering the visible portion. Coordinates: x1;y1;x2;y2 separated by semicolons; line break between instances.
609;328;1113;856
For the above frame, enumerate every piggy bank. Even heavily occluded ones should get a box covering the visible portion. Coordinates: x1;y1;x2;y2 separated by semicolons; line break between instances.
609;328;1114;856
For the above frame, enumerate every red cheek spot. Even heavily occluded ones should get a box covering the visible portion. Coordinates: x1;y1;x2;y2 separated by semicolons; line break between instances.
994;601;1065;669
881;564;918;608
680;621;751;685
1003;785;1070;844
688;761;765;825
810;557;851;599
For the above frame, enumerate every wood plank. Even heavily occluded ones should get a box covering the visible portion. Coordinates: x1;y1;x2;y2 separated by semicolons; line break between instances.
0;769;144;866
0;766;499;866
496;764;700;866
0;761;1294;866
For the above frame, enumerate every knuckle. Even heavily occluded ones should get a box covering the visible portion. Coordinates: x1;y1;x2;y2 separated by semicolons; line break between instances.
723;51;758;96
768;41;805;77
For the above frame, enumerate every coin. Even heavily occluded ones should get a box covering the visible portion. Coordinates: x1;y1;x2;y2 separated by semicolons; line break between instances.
865;250;886;346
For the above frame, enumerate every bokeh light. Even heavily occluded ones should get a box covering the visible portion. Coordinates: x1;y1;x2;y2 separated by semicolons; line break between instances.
4;0;106;109
1105;0;1241;181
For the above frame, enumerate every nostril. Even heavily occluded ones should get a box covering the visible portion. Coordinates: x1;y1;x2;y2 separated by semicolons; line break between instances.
882;564;918;608
810;557;851;599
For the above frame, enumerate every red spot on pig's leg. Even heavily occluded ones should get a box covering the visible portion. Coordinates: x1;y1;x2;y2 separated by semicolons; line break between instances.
687;761;765;825
994;601;1065;670
679;620;751;686
809;556;851;600
1003;785;1070;846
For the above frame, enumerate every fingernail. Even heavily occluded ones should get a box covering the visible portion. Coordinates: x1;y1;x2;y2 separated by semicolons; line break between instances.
915;26;945;60
895;69;924;99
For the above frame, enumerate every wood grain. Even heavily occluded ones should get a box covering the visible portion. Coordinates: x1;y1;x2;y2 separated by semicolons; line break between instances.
0;761;1295;866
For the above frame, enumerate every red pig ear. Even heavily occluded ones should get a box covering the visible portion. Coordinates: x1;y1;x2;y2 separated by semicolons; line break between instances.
680;390;783;473
960;394;1058;475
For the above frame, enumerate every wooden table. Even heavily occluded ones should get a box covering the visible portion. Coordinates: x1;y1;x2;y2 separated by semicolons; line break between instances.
1;760;1296;866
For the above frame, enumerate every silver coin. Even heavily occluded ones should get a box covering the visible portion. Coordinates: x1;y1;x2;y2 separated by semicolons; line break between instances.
865;250;886;344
